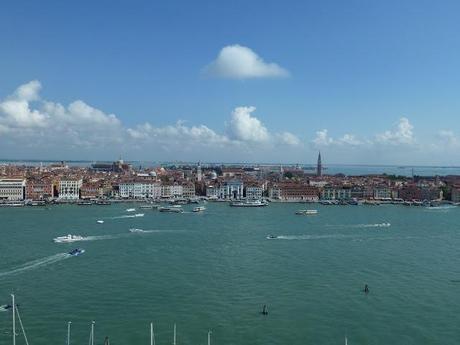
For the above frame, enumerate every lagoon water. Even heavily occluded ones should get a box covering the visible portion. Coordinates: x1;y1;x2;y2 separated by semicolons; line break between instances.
0;203;459;344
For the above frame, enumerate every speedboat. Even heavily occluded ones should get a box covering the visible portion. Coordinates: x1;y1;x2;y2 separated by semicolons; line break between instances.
126;208;136;212
96;220;104;224
68;248;85;256
295;209;318;215
266;235;278;239
54;234;84;243
133;213;145;217
193;206;206;212
129;228;145;233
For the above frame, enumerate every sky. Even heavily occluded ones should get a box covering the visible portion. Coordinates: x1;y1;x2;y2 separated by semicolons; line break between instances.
1;0;460;165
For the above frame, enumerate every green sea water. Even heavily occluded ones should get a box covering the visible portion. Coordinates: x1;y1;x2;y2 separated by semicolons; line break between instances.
0;203;459;344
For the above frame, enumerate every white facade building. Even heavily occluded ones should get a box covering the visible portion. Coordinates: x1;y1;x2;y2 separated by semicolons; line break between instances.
59;179;83;200
119;182;161;198
0;179;26;201
245;186;264;200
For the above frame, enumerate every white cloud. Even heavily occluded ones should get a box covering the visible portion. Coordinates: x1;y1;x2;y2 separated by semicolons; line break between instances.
376;117;415;145
127;121;229;147
312;130;364;148
436;130;459;148
227;106;270;142
14;80;42;101
204;45;289;79
276;131;301;146
312;129;333;146
0;81;123;152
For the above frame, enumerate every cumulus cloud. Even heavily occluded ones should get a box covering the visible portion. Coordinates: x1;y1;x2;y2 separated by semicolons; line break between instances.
204;45;289;79
127;121;230;147
312;129;333;146
276;131;301;146
311;130;363;147
227;106;270;143
376;117;415;145
0;81;124;152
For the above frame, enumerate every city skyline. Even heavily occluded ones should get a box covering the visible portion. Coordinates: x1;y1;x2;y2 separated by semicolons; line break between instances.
1;1;460;165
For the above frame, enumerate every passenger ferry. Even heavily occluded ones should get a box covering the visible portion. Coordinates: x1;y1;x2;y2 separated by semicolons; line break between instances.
230;200;268;207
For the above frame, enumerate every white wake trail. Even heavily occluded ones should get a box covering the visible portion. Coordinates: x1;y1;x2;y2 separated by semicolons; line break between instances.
0;253;71;278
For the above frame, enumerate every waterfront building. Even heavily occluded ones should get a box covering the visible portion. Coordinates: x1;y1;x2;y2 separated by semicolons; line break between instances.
205;185;219;198
0;178;26;200
182;183;196;198
80;182;104;199
25;179;53;200
373;186;393;199
316;151;322;177
321;186;352;200
222;180;244;199
245;184;264;200
58;179;83;200
119;181;161;198
269;182;319;201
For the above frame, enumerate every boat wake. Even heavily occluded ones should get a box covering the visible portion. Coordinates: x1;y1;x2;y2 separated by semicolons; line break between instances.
355;223;391;228
129;228;186;234
0;253;71;278
112;213;145;219
269;234;354;241
426;205;457;211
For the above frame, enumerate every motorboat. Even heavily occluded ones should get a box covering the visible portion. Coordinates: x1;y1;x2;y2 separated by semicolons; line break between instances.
68;248;85;256
129;228;145;233
96;220;104;224
139;205;154;209
295;209;318;215
193;206;206;212
230;200;268;207
126;208;136;212
132;213;145;217
54;235;84;243
266;235;278;239
159;207;183;213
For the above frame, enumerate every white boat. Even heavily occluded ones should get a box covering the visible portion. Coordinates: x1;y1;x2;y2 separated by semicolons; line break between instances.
139;205;153;209
295;209;318;215
133;213;145;217
126;208;136;212
129;228;145;233
193;206;206;212
159;207;183;213
96;220;104;224
230;200;268;207
54;234;84;243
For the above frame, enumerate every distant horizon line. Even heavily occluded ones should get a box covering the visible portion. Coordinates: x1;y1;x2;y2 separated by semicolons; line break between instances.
1;158;460;169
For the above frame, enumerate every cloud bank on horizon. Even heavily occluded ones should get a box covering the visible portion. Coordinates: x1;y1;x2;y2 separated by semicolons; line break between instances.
0;79;457;165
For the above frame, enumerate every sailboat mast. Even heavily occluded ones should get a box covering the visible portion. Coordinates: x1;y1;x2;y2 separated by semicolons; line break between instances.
91;321;95;345
150;323;155;345
173;323;176;345
11;294;16;345
67;321;72;345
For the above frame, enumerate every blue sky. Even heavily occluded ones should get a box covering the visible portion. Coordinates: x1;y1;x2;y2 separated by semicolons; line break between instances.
1;0;460;164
